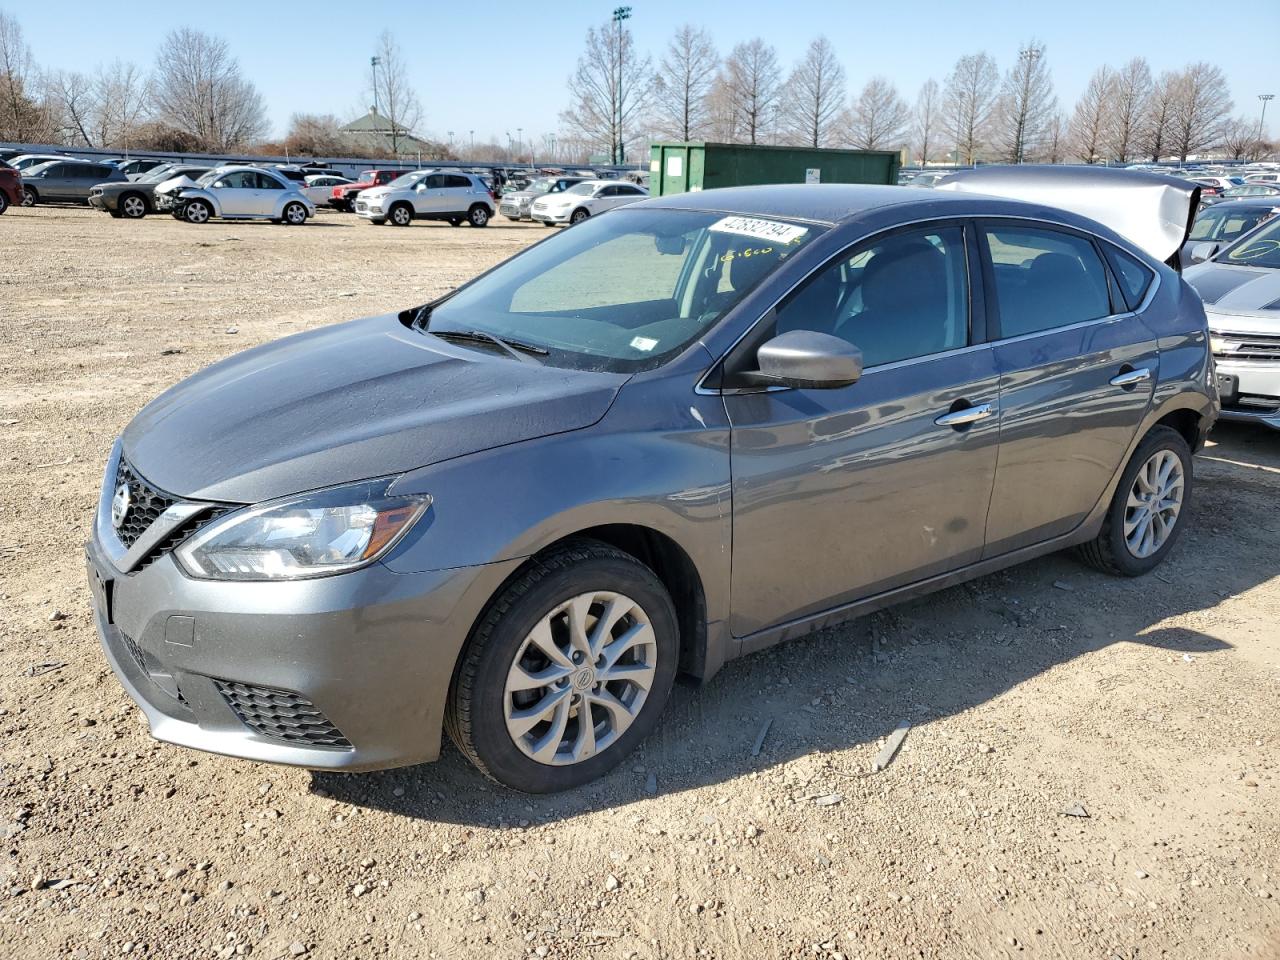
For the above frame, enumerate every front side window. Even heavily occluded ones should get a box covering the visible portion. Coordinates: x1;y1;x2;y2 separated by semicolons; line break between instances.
772;226;970;368
982;225;1112;337
214;171;256;189
423;208;823;372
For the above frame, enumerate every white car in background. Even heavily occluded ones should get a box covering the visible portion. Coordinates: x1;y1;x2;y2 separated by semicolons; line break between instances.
302;174;353;207
529;180;648;226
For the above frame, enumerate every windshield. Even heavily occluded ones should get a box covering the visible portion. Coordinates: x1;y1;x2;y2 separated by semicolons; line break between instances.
1220;217;1280;269
386;171;428;189
193;170;226;186
424;208;823;372
524;178;554;194
1191;206;1272;242
138;165;177;183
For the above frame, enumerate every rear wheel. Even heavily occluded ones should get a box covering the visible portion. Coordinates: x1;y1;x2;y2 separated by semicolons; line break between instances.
281;201;307;225
0;192;10;215
183;199;212;224
448;217;463;227
388;203;413;227
467;204;490;227
119;193;148;219
570;207;590;225
21;186;37;207
446;540;678;793
1077;425;1192;576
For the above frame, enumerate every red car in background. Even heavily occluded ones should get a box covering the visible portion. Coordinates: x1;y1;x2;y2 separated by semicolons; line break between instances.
0;160;21;215
331;169;410;212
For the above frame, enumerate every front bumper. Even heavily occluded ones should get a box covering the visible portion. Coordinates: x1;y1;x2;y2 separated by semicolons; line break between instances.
87;192;112;212
499;201;530;219
531;207;571;224
86;484;522;771
355;200;383;220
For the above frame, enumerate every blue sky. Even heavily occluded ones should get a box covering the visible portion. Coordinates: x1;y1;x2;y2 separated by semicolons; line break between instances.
12;1;1278;145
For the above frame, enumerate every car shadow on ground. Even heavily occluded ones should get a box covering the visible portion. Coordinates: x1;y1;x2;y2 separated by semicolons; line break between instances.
312;483;1273;826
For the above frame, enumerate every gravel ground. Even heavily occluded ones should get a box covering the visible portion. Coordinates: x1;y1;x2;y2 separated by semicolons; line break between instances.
1;204;1278;960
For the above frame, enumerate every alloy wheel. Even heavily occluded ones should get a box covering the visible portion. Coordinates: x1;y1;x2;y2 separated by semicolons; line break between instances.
121;195;146;219
22;187;36;207
1123;449;1184;558
185;202;210;224
503;591;657;766
285;203;306;225
392;206;411;226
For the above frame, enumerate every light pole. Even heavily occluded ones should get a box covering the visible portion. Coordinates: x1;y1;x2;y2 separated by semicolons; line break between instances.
1014;45;1041;164
370;56;382;115
516;127;523;159
612;6;632;165
1260;94;1275;140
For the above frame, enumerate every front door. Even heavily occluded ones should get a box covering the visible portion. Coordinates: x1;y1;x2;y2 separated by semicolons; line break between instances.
977;221;1158;556
414;174;449;216
725;223;1002;637
209;170;257;215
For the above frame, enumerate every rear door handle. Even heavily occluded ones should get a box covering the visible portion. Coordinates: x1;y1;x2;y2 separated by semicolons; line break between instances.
935;402;995;427
1110;367;1151;387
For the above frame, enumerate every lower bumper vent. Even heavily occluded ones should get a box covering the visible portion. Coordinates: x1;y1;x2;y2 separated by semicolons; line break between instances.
214;679;351;748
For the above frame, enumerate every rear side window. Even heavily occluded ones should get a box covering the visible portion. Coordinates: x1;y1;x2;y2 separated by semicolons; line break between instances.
256;172;285;190
444;174;472;188
982;225;1112;337
1104;246;1155;311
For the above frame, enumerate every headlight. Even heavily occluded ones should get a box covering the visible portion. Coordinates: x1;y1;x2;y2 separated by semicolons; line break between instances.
176;479;429;581
1209;334;1226;354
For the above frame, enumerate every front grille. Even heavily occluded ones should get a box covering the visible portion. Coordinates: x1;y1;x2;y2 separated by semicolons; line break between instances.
114;460;176;548
1215;332;1280;362
214;680;352;748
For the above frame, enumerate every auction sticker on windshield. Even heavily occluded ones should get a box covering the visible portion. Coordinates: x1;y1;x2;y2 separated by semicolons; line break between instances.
710;216;809;245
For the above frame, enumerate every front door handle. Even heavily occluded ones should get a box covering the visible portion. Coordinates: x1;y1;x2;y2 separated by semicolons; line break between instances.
935;402;995;428
1110;367;1151;387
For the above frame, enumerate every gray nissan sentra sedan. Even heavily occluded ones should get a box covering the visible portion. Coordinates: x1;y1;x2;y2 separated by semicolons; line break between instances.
87;169;1218;792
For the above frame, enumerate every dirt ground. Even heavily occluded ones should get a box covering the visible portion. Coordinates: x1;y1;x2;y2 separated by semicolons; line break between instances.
1;204;1278;960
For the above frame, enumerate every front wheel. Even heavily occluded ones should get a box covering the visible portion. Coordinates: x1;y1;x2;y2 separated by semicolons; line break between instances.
0;192;9;215
183;199;212;224
22;186;37;207
281;201;307;225
446;540;678;793
467;204;490;227
119;193;148;219
388;203;413;227
1077;425;1193;576
569;207;589;225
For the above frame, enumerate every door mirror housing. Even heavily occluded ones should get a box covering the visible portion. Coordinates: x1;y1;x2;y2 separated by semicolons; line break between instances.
1190;241;1220;264
748;330;863;389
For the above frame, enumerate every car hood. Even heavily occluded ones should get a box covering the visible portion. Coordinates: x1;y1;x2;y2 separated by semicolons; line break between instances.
1184;263;1280;326
121;313;628;504
936;165;1199;263
155;174;197;196
503;190;541;201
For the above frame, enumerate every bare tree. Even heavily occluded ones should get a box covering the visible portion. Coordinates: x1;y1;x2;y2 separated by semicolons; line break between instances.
993;41;1055;163
782;36;845;147
369;31;423;154
1220;117;1267;161
44;69;97;145
93;61;150;150
1104;57;1151;163
0;11;50;141
1141;71;1178;162
152;28;267;150
705;72;740;142
1167;62;1232;161
722;38;781;145
1070;66;1114;164
285;113;347;156
912;78;941;164
561;17;653;162
651;25;716;141
943;53;999;164
1040;110;1067;163
847;77;909;150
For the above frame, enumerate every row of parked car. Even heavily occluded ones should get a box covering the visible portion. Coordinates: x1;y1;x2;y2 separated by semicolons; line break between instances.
0;149;654;229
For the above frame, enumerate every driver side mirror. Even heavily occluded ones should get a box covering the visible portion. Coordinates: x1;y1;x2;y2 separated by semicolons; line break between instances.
416;182;428;191
1190;241;1219;264
748;330;863;389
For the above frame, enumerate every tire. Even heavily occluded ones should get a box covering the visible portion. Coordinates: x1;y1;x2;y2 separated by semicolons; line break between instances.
448;218;463;227
1077;425;1193;577
0;192;9;215
22;186;37;207
504;216;521;222
183;199;212;224
119;193;148;219
467;204;490;227
388;203;413;227
446;539;679;793
569;207;590;225
282;201;307;225
541;221;555;227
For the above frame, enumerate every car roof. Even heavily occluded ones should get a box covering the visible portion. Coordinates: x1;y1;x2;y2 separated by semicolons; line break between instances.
641;183;950;224
1200;197;1280;210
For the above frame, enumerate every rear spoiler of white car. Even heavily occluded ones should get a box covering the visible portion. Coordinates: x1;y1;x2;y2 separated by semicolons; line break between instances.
935;166;1200;269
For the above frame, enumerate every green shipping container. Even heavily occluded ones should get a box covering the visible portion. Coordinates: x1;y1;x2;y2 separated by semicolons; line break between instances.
649;142;900;196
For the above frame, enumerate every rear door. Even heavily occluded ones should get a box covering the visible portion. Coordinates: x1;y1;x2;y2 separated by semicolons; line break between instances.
978;220;1158;557
725;222;1003;637
440;174;475;214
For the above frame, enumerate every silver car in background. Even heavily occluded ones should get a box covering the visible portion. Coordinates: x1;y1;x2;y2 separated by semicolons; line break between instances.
1185;216;1280;429
87;169;1215;794
499;176;587;221
170;166;315;225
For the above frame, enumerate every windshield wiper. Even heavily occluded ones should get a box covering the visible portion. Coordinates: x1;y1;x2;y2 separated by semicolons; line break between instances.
430;328;549;361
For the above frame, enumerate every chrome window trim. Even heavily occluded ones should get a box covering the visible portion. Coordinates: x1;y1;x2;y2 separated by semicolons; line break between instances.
696;213;1163;396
